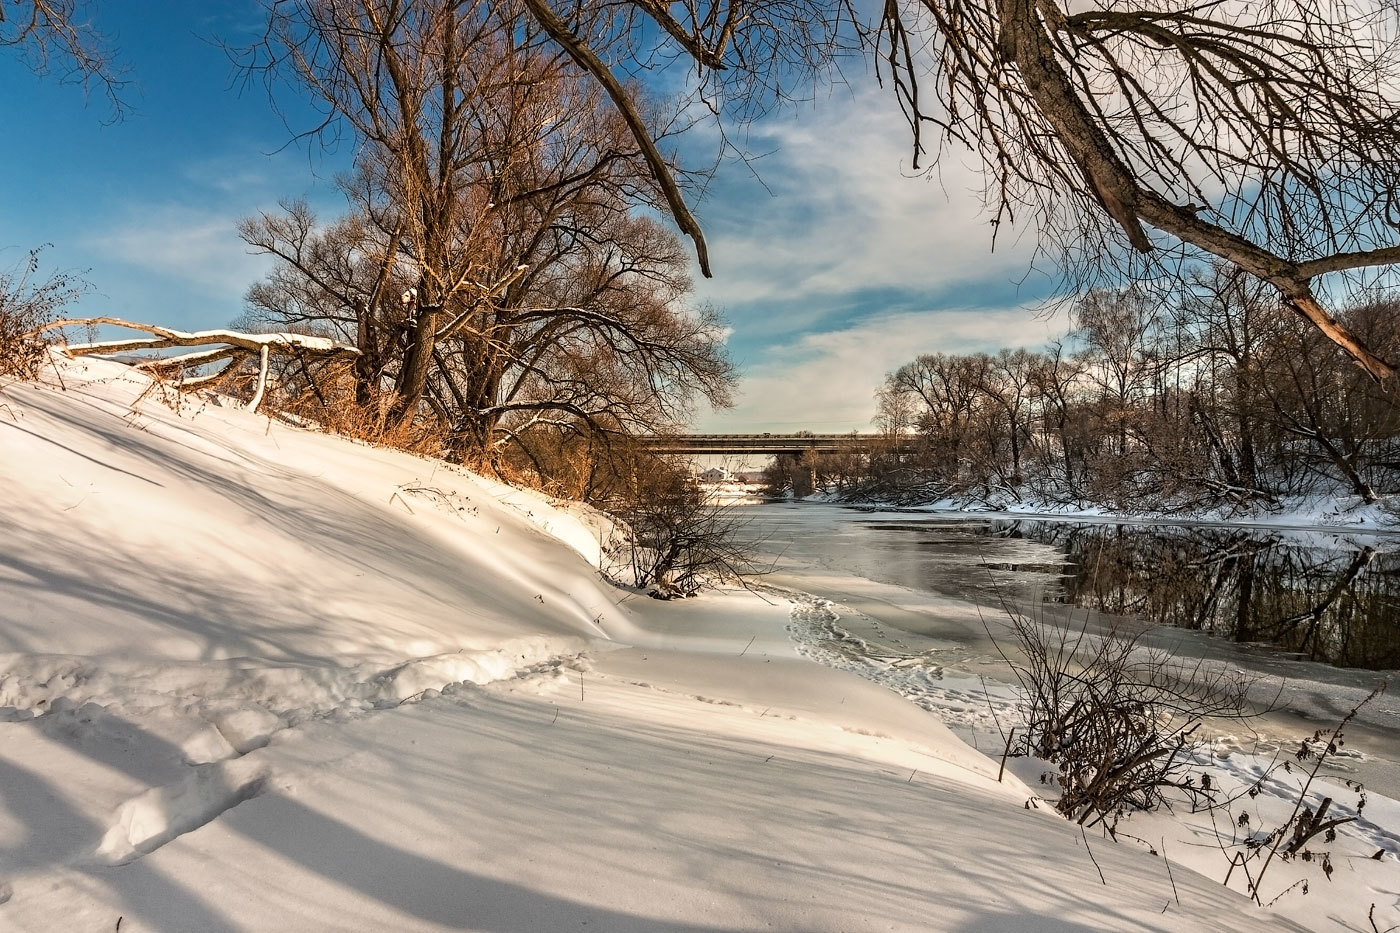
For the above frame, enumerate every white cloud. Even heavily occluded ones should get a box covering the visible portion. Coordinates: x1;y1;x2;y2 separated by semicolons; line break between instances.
696;305;1069;432
689;83;1044;322
85;204;272;300
680;83;1065;433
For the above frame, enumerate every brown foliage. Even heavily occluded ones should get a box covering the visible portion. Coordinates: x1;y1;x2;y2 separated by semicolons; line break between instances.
0;248;85;381
237;2;735;458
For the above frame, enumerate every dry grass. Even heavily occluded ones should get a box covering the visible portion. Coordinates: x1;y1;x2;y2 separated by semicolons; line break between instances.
0;248;84;381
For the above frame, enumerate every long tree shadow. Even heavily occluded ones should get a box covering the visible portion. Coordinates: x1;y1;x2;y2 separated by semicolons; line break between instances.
225;793;736;932
204;691;1267;932
0;755;237;931
0;417;163;486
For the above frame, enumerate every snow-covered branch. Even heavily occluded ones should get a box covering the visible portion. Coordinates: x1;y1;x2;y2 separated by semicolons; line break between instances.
30;317;360;359
31;317;360;412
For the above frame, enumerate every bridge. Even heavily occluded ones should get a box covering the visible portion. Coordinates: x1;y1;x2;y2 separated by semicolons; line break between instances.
640;433;874;456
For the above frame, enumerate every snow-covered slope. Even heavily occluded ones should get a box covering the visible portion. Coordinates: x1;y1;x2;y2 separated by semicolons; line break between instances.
0;359;1304;931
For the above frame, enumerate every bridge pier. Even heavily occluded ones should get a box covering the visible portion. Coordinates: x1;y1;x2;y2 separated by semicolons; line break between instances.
792;462;815;498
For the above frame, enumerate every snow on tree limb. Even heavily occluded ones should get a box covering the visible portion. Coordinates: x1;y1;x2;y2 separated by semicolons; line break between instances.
27;317;360;412
29;317;360;358
136;346;253;372
246;345;273;412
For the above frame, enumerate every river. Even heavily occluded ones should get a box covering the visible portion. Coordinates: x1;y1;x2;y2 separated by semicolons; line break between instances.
738;501;1400;797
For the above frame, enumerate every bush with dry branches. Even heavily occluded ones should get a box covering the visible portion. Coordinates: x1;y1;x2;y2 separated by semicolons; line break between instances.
604;454;759;597
0;247;85;381
992;604;1256;829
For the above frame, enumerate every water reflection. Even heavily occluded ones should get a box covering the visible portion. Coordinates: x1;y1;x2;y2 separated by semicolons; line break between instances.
975;521;1400;670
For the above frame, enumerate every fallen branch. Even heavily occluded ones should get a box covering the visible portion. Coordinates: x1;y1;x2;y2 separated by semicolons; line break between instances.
31;317;360;360
31;317;360;412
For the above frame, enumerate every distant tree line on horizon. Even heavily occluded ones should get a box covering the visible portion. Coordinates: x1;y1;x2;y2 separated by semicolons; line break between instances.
765;266;1400;512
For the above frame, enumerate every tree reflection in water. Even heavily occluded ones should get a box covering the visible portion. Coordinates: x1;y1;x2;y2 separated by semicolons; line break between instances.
981;521;1400;670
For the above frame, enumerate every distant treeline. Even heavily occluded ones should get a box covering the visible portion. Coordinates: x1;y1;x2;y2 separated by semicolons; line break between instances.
765;267;1400;511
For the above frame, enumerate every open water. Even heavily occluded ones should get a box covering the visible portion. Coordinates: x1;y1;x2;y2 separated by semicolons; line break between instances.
740;502;1400;795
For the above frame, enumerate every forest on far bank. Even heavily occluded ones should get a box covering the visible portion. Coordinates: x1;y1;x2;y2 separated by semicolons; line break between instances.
764;267;1400;513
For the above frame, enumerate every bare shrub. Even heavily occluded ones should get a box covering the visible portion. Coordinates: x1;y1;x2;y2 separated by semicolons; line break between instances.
994;604;1255;829
1215;682;1388;906
0;247;85;380
260;357;452;456
607;455;759;598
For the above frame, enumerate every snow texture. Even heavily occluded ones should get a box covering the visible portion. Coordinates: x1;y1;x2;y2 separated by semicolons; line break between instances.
0;357;1382;931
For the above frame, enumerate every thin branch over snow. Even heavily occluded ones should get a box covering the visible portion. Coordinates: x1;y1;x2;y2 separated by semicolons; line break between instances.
30;317;360;358
30;317;361;412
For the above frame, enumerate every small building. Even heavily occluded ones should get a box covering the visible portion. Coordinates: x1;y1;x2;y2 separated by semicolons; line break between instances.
697;466;732;484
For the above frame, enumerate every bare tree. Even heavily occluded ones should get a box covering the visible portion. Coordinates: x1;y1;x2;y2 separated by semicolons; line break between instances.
867;276;1400;511
1173;264;1278;501
1076;289;1159;457
976;348;1042;487
871;0;1400;377
1027;340;1085;501
885;352;989;481
238;1;734;462
238;1;541;423
1;0;125;115
1254;302;1400;503
500;0;1400;377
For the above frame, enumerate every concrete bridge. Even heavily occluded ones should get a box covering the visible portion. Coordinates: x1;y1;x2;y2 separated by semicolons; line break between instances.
640;433;871;456
640;433;882;496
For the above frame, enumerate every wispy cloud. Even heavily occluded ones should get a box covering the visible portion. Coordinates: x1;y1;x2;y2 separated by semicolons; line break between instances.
77;148;343;326
689;83;1047;326
85;203;272;300
685;83;1063;431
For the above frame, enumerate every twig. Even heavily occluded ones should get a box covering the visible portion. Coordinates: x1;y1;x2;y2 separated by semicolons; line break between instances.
1162;838;1180;907
998;726;1017;782
978;673;1009;745
1082;825;1106;884
1264;878;1307;908
739;635;756;657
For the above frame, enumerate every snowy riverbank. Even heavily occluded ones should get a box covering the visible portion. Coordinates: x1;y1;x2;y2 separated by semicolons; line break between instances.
800;488;1400;536
0;358;1385;930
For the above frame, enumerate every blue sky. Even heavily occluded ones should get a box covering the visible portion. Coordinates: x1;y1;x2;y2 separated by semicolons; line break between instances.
1;1;1063;432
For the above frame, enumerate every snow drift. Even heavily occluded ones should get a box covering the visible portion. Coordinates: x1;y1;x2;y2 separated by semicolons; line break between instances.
0;358;1313;931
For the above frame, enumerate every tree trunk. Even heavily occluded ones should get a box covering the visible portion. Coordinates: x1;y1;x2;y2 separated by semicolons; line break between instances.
392;305;440;424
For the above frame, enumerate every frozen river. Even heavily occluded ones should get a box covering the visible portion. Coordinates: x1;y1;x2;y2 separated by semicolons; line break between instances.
739;501;1400;797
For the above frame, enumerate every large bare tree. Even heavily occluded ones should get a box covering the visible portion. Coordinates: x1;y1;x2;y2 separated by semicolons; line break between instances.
487;0;1400;376
237;0;733;456
871;0;1400;377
